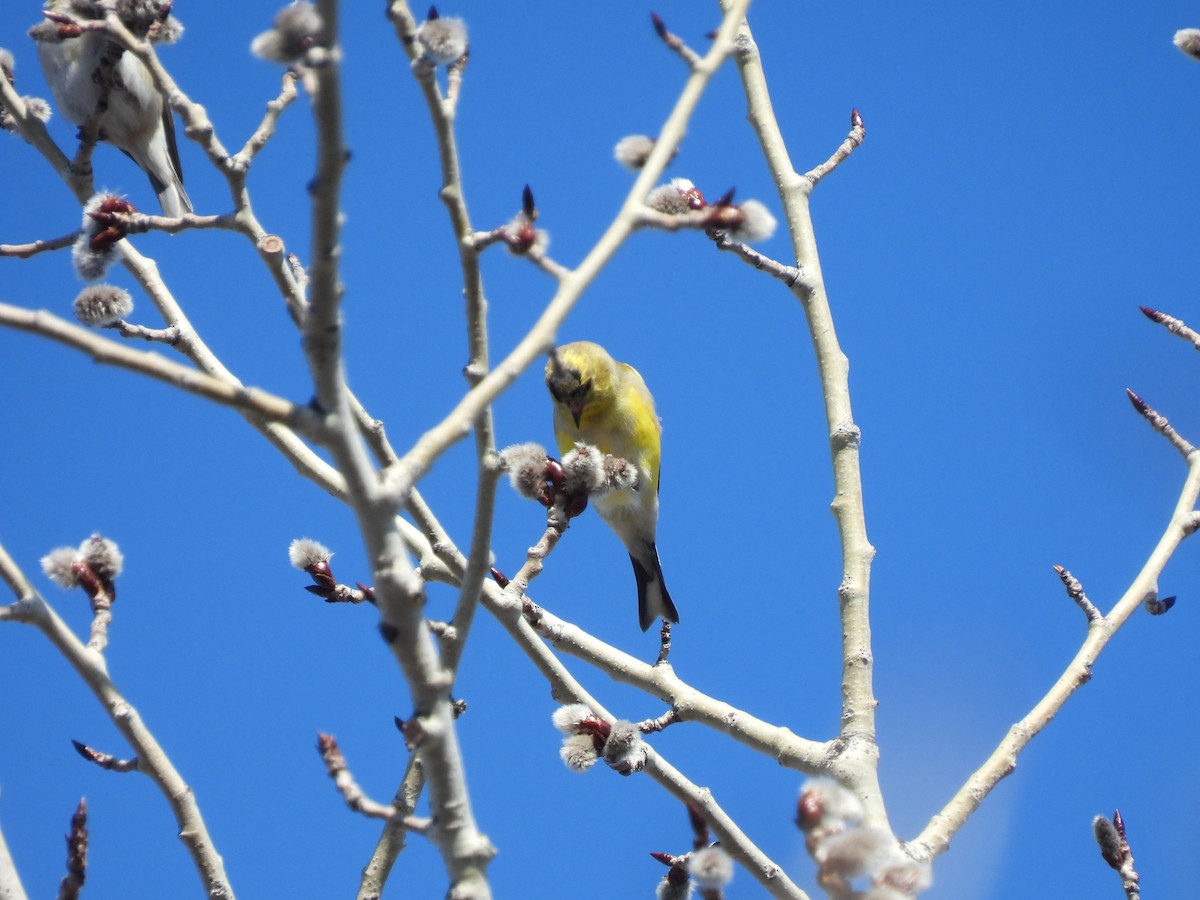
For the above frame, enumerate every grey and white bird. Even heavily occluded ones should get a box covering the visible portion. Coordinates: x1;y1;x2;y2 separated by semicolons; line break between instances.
31;0;191;216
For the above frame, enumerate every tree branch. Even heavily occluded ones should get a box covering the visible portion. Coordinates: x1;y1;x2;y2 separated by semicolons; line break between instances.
911;455;1200;859
0;544;233;897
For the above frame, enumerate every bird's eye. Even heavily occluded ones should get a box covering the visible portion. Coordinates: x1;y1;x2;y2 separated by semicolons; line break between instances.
568;380;592;404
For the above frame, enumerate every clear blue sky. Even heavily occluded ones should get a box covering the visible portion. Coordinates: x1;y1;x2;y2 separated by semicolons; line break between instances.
2;2;1199;898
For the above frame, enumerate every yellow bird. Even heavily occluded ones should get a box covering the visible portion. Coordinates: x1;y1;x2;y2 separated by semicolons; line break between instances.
545;341;679;631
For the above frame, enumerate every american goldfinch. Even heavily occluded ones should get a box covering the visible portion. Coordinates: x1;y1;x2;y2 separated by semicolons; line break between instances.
32;0;192;217
545;341;679;631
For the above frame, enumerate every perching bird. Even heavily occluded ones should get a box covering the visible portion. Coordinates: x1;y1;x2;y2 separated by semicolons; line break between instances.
546;341;679;631
32;0;192;216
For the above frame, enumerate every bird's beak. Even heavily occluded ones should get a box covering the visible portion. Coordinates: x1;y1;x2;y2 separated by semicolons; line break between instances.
569;403;584;428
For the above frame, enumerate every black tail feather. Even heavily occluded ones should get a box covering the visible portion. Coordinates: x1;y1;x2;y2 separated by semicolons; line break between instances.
631;545;679;632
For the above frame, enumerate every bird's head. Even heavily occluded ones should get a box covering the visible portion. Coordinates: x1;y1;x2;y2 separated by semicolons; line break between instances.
545;341;614;428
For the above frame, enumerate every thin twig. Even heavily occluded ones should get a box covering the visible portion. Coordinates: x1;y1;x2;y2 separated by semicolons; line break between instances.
107;320;180;344
1126;388;1196;458
802;108;866;186
317;733;430;828
651;11;703;69
232;71;300;168
710;232;804;286
0;232;77;258
1052;565;1102;622
1139;305;1200;351
0;543;234;897
72;740;139;773
357;756;426;900
912;457;1200;859
0;304;303;425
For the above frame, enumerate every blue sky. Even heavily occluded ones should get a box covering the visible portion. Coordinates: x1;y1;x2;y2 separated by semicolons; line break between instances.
2;2;1199;898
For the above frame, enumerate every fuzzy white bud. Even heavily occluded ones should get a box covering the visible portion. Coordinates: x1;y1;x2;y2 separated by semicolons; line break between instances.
798;777;864;832
551;703;594;734
688;846;734;889
602;719;647;774
251;2;324;63
1175;28;1200;61
559;733;599;772
859;889;910;900
72;240;117;282
613;134;657;170
728;199;777;242
40;547;81;588
73;285;133;327
79;534;123;580
416;14;468;64
813;826;895;880
876;852;933;894
560;444;607;496
655;878;693;900
288;538;332;570
601;455;639;494
646;178;703;215
21;96;51;123
72;194;131;282
499;443;549;500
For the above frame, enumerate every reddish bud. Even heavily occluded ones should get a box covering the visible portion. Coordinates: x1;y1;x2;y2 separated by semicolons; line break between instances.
563;492;588;518
522;184;537;221
489;567;510;588
796;789;822;830
93;197;137;217
1146;594;1176;616
71;740;100;764
650;11;668;38
1139;306;1164;322
650;851;676;866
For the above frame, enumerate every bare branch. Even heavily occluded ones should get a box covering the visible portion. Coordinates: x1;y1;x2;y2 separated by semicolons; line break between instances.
0;817;28;900
912;458;1200;859
710;231;804;285
723;2;882;824
802;108;867;186
651;11;703;69
1126;388;1196;458
0;543;234;896
358;757;425;900
0;231;77;258
0;303;304;425
233;71;300;167
1139;305;1200;351
71;740;139;773
317;733;430;829
1053;565;1102;622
